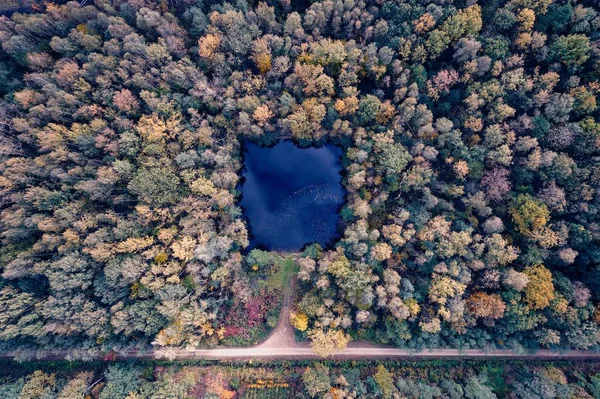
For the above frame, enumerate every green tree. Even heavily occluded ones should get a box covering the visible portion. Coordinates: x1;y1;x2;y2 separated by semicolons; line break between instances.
302;363;331;398
378;144;411;175
549;34;591;66
99;365;143;399
464;375;497;399
355;95;381;125
426;5;482;58
509;194;550;238
246;249;281;269
128;166;180;206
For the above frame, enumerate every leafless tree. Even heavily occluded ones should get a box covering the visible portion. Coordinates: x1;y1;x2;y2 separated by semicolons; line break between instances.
0;102;22;157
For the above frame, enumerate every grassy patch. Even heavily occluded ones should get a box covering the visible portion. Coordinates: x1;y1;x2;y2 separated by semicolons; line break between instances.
266;257;298;291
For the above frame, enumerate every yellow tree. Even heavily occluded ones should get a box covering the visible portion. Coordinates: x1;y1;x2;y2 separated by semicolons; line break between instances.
524;265;555;310
290;311;308;331
171;236;197;262
428;274;466;306
510;194;557;248
19;371;56;399
373;365;396;399
308;328;351;358
57;372;92;399
251;38;272;74
198;34;221;59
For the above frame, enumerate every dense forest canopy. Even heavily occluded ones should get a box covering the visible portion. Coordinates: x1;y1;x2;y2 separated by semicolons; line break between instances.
0;0;599;358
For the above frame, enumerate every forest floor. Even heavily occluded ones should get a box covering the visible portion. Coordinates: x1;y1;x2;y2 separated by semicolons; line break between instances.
2;268;600;362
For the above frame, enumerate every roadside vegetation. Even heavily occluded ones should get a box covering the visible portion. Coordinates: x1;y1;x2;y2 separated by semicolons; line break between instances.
2;360;600;398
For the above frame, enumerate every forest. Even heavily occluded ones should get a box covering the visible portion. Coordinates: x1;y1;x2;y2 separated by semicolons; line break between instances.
2;360;600;398
0;0;599;360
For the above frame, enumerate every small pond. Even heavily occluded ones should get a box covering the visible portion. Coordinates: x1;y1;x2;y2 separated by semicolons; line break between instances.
240;141;344;252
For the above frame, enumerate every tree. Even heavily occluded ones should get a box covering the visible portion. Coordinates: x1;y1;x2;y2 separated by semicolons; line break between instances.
302;363;331;397
428;275;466;306
467;292;506;319
288;109;312;139
253;104;272;126
510;194;550;238
0;286;40;341
464;375;497;399
58;372;92;399
113;89;139;115
198;34;221;59
524;265;555;310
483;217;504;234
251;38;271;74
171;236;197;262
396;378;442;399
128;166;180;206
308;329;351;357
537;181;566;212
425;5;482;59
355;95;381;125
18;370;57;399
146;370;196;399
373;365;395;399
441;379;465;399
290;312;308;331
45;252;94;294
536;2;573;33
297;257;316;281
246;249;279;269
99;365;143;399
378;144;411;176
503;269;529;292
481;168;511;202
549;34;591;66
453;38;481;63
544;93;574;123
517;8;535;31
371;243;393;261
566;322;600;349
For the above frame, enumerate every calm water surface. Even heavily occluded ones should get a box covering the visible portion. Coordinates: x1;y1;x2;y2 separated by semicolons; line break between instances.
241;141;344;251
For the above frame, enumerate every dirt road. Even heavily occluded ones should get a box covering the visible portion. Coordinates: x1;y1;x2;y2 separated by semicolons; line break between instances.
2;279;600;362
2;346;599;362
255;276;297;349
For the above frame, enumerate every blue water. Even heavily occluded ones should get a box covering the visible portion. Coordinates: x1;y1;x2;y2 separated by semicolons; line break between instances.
241;141;344;251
